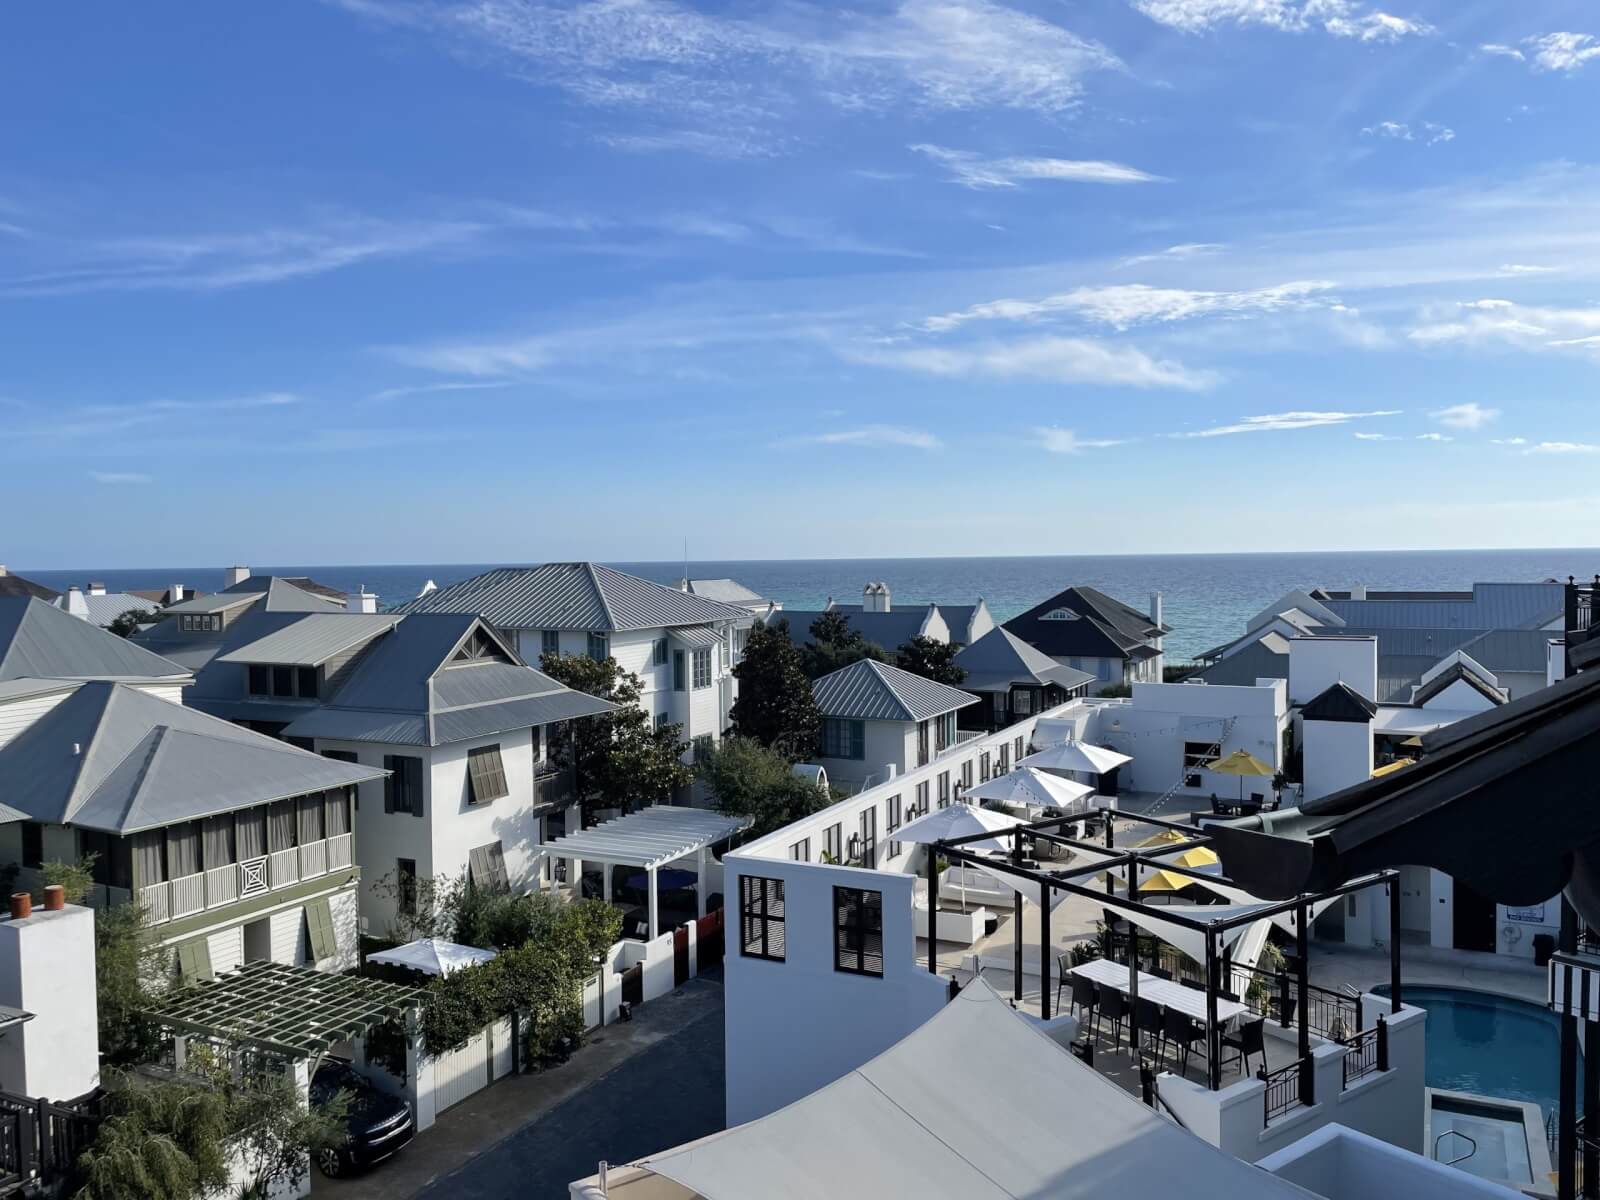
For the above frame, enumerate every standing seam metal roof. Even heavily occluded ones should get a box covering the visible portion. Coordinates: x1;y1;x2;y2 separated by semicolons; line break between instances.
216;614;403;666
393;563;747;631
811;659;979;723
0;597;190;683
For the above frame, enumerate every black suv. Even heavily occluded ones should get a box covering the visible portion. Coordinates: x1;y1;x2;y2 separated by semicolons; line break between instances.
309;1058;415;1178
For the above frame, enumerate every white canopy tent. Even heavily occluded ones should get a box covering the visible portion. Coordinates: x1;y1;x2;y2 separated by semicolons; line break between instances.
538;806;752;938
367;938;497;977
965;767;1095;815
580;977;1320;1199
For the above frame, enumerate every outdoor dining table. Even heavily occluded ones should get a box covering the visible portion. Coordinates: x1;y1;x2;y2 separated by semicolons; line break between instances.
1068;957;1250;1031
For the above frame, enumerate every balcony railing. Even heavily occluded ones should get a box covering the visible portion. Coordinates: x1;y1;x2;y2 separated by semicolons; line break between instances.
534;763;577;810
1342;1019;1388;1088
1262;1057;1313;1125
140;837;352;926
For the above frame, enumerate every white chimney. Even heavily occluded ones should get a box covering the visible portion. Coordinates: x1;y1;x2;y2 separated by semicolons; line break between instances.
224;565;250;587
0;565;7;577
171;584;185;603
1350;582;1367;600
87;581;106;597
64;586;88;619
0;904;100;1101
1301;686;1375;803
863;582;891;613
352;587;379;614
417;579;437;599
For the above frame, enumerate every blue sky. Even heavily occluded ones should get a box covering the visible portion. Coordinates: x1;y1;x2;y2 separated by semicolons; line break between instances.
5;0;1600;568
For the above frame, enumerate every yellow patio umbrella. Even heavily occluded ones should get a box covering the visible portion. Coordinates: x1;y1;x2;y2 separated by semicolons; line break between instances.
1207;748;1275;805
1102;831;1221;892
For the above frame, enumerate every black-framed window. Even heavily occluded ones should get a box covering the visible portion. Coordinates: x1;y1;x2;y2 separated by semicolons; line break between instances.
935;711;955;751
1013;690;1034;716
885;794;902;859
858;806;877;869
820;718;865;760
992;693;1007;721
961;760;974;789
833;886;883;977
979;751;992;782
384;755;424;816
673;650;686;692
916;720;930;767
653;637;669;666
1015;734;1026;760
466;744;509;804
739;875;785;961
1183;740;1219;771
541;630;560;658
692;648;712;689
916;780;929;817
586;632;609;661
789;837;810;862
998;742;1010;772
397;858;418;915
20;822;43;869
937;770;951;808
823;822;843;862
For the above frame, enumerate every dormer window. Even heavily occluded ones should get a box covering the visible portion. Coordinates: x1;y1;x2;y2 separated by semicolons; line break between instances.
454;627;513;664
179;614;222;632
247;663;319;699
1040;608;1081;622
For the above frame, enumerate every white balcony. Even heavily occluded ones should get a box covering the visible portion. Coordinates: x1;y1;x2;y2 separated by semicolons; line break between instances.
140;837;351;925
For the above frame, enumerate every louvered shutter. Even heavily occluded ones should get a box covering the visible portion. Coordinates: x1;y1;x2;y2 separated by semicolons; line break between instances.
466;745;509;804
177;937;213;983
468;844;491;888
304;897;337;961
485;841;509;889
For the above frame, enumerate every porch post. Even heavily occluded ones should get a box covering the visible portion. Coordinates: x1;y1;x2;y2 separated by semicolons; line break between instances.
1040;877;1052;1020
602;865;612;904
1561;897;1579;1200
1127;860;1141;1040
1586;1014;1599;1200
696;846;708;919
927;846;939;974
1388;877;1402;1014
1296;899;1310;1066
1103;816;1115;895
647;866;660;940
1012;832;1024;1005
1204;927;1220;1090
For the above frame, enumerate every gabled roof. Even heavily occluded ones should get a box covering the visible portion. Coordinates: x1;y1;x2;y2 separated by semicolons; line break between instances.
780;606;940;653
164;576;343;616
217;614;402;666
61;591;163;628
679;578;769;607
1301;681;1378;724
0;681;383;834
952;627;1095;693
0;597;190;683
1193;637;1290;687
393;563;748;632
279;612;615;746
812;659;978;723
1410;660;1507;709
0;570;59;603
1003;586;1163;661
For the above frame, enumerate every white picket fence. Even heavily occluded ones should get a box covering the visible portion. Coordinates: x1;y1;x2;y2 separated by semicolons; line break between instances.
431;1014;516;1114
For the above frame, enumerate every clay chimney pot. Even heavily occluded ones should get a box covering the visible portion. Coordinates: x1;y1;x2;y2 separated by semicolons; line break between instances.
9;893;30;920
42;885;64;912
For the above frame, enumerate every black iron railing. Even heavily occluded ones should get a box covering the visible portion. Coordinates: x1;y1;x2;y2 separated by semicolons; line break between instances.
1342;1017;1388;1087
0;1089;100;1194
1262;1058;1311;1125
1228;962;1360;1041
1567;577;1600;672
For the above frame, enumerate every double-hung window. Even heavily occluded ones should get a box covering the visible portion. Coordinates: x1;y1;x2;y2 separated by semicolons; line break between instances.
384;755;424;816
833;887;883;977
541;630;560;659
587;632;609;661
915;780;929;818
466;744;509;804
1013;689;1033;716
692;648;711;689
820;718;865;760
858;807;877;870
885;795;902;859
937;770;951;808
653;637;669;666
823;822;843;863
739;875;786;961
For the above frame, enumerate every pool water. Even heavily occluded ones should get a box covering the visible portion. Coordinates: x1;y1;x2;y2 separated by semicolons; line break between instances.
1385;985;1574;1120
1432;1096;1534;1185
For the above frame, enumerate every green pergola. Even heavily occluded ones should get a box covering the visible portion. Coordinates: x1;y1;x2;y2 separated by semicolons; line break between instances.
143;960;422;1059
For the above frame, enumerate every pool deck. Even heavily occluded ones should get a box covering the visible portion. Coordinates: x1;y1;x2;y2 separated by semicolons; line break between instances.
1305;940;1546;1006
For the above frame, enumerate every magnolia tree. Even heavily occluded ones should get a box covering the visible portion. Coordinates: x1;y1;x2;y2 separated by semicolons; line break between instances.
729;618;819;759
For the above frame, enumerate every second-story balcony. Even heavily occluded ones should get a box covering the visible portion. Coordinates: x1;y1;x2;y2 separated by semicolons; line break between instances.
140;832;354;925
533;761;577;812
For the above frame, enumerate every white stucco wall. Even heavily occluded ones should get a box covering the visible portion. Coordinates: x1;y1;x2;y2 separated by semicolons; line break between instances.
1259;1123;1525;1200
0;904;100;1101
320;737;435;932
1289;636;1379;705
1094;680;1287;798
428;725;542;892
1302;718;1373;803
814;719;917;791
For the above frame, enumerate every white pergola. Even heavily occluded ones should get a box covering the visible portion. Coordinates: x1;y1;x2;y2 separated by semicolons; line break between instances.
540;805;752;938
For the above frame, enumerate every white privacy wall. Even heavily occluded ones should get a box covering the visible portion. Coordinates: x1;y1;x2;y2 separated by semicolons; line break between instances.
1093;680;1288;797
1289;636;1379;705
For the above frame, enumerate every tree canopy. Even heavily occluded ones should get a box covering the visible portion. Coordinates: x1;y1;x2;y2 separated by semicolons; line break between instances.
539;652;694;820
730;618;819;759
801;610;888;680
107;609;160;638
895;636;968;687
700;736;832;838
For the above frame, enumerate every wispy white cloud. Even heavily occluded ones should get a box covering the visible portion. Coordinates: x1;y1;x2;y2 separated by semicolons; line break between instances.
368;380;515;402
1416;432;1453;442
1033;426;1126;453
1500;263;1557;275
782;425;943;450
922;280;1336;333
1131;0;1430;42
1120;243;1224;267
1361;120;1453;144
1173;409;1401;437
89;471;153;485
1430;402;1498;430
1526;441;1600;454
1353;431;1397;440
1408;298;1600;351
1526;32;1600;73
1492;437;1529;446
1480;43;1524;61
852;335;1216;390
909;144;1162;190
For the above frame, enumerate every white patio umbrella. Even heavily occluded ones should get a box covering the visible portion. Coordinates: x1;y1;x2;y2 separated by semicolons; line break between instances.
894;802;1028;911
367;938;498;977
964;767;1095;815
1019;741;1131;777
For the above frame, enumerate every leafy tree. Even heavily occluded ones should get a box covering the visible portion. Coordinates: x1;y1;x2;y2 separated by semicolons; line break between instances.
369;868;465;943
801;610;888;680
895;636;968;686
94;901;167;1066
107;609;160;638
40;853;97;903
730;618;819;759
700;736;831;838
539;652;693;820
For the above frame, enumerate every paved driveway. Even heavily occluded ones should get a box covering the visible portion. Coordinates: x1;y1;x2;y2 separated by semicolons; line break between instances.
319;972;725;1200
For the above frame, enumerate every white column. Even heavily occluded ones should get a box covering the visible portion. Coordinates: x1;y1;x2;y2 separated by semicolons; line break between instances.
696;846;708;919
603;865;612;904
648;867;660;940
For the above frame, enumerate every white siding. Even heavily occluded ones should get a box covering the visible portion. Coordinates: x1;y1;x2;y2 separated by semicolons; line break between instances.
207;925;244;975
0;691;73;751
270;906;306;965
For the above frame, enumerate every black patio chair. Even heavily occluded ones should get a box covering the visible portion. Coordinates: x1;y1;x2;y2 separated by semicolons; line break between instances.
1223;1017;1266;1077
1069;971;1098;1025
1163;1008;1201;1076
1055;954;1072;1012
1133;996;1163;1057
1097;984;1128;1048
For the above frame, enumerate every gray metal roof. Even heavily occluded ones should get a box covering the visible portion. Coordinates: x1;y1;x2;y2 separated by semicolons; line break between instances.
1193;638;1289;688
0;597;190;683
681;578;768;606
217;614;402;666
670;626;721;649
59;591;163;628
276;613;615;746
163;576;344;616
811;659;979;723
1319;581;1564;631
953;627;1095;693
0;681;383;834
393;563;748;632
780;607;936;652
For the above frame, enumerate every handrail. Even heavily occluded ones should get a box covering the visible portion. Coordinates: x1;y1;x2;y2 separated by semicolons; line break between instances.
1435;1128;1477;1167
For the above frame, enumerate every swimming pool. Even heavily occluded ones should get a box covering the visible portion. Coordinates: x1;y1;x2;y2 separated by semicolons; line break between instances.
1381;985;1573;1120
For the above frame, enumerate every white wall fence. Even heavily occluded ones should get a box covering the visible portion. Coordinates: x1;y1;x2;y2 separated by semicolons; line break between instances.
582;908;726;1029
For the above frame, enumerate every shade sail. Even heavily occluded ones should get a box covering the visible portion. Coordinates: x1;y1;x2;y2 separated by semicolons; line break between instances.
894;801;1026;854
367;938;497;977
971;861;1075;912
965;767;1095;812
633;977;1320;1200
1020;741;1132;776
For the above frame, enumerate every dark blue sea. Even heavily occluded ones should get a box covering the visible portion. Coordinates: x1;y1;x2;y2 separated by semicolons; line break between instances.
21;549;1598;664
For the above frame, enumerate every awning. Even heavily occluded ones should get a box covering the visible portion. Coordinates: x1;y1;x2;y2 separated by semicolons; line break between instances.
624;977;1319;1199
367;938;497;977
143;960;421;1059
539;805;751;870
